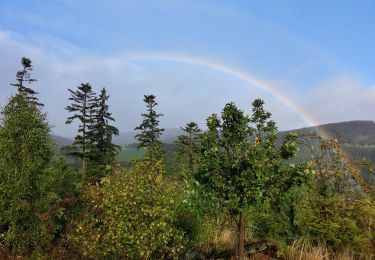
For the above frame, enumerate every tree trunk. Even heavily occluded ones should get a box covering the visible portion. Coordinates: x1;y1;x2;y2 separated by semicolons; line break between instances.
237;211;245;259
189;153;193;169
82;157;86;179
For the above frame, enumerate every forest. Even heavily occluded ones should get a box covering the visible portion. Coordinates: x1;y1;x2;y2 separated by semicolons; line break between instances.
0;57;374;259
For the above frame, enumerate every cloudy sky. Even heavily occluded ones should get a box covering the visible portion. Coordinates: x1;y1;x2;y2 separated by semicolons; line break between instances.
0;0;374;137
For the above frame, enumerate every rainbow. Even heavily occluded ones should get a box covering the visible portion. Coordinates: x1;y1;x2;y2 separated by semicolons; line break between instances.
126;52;356;173
127;52;331;138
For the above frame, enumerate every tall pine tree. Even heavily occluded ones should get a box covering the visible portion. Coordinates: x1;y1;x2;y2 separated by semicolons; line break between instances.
89;87;120;179
135;95;164;160
65;83;96;177
10;57;42;106
175;122;201;170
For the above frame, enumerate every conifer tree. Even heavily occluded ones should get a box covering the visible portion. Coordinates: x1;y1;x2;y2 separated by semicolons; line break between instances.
65;83;96;176
135;95;165;159
175;122;201;170
89;87;120;178
10;57;42;106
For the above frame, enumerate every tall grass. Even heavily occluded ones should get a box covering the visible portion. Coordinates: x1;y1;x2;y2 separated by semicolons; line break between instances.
285;238;359;260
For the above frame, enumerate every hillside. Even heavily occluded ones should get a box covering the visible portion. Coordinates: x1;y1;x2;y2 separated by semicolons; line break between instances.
53;121;375;169
291;120;375;145
289;121;375;165
50;134;73;148
113;127;183;146
284;121;375;184
53;121;375;148
126;121;375;147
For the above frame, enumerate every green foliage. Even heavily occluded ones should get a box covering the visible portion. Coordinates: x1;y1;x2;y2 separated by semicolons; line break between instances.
2;56;375;259
10;57;41;106
195;99;310;258
175;122;201;170
0;60;82;256
65;82;97;176
175;175;222;244
135;95;165;159
87;87;120;180
248;133;375;256
69;159;184;259
295;191;374;253
196;100;308;212
0;94;54;254
39;158;82;242
250;193;297;242
291;135;375;255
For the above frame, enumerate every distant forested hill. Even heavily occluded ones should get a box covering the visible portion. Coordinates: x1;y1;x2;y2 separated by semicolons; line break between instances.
52;120;375;175
50;134;73;149
112;128;183;147
287;121;375;162
284;121;375;184
52;121;375;148
292;120;375;145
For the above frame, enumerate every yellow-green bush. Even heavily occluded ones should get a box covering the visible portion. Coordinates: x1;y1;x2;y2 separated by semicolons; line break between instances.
69;159;184;258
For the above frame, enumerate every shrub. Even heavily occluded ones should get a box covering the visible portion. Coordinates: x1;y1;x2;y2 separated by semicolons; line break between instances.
295;191;374;254
69;159;184;258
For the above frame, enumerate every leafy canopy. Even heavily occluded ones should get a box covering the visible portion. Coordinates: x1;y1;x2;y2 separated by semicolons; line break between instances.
0;94;54;253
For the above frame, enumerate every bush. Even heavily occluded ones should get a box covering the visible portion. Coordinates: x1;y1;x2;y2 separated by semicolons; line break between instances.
69;159;184;258
295;191;374;254
38;158;81;248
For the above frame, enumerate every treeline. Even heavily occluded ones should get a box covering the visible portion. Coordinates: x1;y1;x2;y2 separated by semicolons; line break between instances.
0;58;374;259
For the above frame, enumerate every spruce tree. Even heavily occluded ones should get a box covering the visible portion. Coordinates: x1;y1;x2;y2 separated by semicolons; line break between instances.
89;87;120;179
65;83;96;176
175;122;201;170
135;95;165;159
10;57;42;106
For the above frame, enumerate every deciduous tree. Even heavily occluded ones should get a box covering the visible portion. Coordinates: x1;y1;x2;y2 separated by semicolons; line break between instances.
0;94;53;253
195;99;309;259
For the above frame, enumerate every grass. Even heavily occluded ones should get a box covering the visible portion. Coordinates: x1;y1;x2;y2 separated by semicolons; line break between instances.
116;147;145;163
285;238;359;260
285;238;329;260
